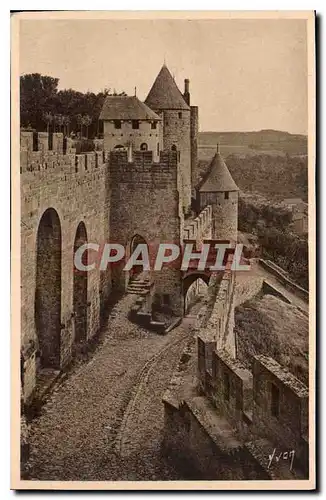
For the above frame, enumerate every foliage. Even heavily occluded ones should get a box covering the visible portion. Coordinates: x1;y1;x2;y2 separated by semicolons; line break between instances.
238;192;308;289
197;153;308;202
20;73;126;138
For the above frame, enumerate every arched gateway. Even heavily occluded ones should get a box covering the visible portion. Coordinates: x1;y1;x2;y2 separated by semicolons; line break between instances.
35;208;62;370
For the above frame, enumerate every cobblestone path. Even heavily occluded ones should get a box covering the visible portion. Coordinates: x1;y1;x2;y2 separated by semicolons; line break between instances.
27;294;196;481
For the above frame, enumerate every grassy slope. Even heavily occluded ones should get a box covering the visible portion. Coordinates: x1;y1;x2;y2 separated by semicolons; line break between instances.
235;294;308;385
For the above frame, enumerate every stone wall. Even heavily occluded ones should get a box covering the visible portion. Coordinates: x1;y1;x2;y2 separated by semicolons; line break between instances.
183;205;212;247
197;269;236;359
21;131;111;400
109;149;183;314
164;340;309;478
162;109;191;214
253;355;309;471
190;106;198;187
199;190;238;241
103;120;163;161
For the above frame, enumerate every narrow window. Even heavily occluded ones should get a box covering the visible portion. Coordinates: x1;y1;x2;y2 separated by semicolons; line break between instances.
132;120;139;129
114;120;121;129
140;143;148;151
225;191;229;200
271;383;280;417
157;143;160;155
224;372;230;401
151;122;157;130
178;112;182;119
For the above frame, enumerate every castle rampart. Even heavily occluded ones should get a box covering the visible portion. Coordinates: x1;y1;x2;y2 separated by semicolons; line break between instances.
108;149;183;314
20;131;111;401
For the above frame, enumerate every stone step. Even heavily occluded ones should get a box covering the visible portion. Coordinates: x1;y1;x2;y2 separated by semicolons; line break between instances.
127;285;150;292
129;280;150;286
127;289;149;295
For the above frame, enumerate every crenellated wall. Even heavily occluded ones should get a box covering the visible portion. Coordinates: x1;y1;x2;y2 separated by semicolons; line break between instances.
183;205;212;248
164;264;309;479
21;131;110;401
109;149;183;314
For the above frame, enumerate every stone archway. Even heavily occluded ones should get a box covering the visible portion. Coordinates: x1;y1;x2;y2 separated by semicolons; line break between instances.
73;222;88;343
129;234;148;283
35;208;62;370
182;273;210;315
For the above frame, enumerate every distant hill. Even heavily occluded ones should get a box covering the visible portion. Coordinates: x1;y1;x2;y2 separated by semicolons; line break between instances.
198;129;307;157
196;129;308;201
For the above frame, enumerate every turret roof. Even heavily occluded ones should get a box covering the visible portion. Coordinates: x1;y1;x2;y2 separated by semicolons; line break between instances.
99;95;161;121
199;151;239;192
145;64;190;111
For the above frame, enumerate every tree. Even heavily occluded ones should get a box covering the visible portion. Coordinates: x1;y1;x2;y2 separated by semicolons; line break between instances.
76;114;83;137
20;73;59;130
82;115;92;139
20;73;126;138
43;112;53;134
62;115;70;136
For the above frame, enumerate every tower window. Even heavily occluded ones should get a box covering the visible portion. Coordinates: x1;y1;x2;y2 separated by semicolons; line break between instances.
171;145;177;151
132;120;139;129
140;143;148;151
178;112;182;119
114;120;121;129
225;192;229;200
151;122;157;130
271;383;280;417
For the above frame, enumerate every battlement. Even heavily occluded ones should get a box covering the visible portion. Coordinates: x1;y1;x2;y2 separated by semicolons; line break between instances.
109;149;178;188
183;205;212;244
197;328;308;452
20;131;106;174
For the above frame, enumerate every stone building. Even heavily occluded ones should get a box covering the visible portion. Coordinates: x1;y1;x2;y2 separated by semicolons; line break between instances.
99;95;163;161
20;64;239;405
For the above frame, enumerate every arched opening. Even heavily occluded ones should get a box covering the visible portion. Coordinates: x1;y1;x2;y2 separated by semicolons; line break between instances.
114;144;124;149
73;222;88;343
35;208;62;370
183;273;210;315
129;234;148;283
171;144;177;151
140;143;148;151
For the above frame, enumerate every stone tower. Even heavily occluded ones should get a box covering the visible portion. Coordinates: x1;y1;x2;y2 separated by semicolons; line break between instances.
198;145;238;242
145;64;192;215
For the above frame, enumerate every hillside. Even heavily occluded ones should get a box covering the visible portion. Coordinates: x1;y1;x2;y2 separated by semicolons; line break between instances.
198;129;307;157
196;130;308;201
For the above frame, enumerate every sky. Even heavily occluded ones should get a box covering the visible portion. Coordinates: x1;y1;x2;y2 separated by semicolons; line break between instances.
19;18;308;134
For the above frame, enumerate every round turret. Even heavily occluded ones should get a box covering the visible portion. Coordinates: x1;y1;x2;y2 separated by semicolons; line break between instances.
198;144;238;242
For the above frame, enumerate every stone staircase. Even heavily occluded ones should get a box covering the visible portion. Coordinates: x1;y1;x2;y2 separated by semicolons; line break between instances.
126;276;151;296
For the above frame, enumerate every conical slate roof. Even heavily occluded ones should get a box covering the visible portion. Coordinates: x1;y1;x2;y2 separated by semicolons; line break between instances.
99;95;161;121
199;152;239;192
145;64;190;111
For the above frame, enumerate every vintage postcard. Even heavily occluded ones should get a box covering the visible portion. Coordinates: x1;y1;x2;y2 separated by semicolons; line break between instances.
11;10;316;490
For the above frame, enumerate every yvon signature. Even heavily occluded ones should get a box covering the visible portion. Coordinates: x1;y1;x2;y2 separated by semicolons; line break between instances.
267;449;295;471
